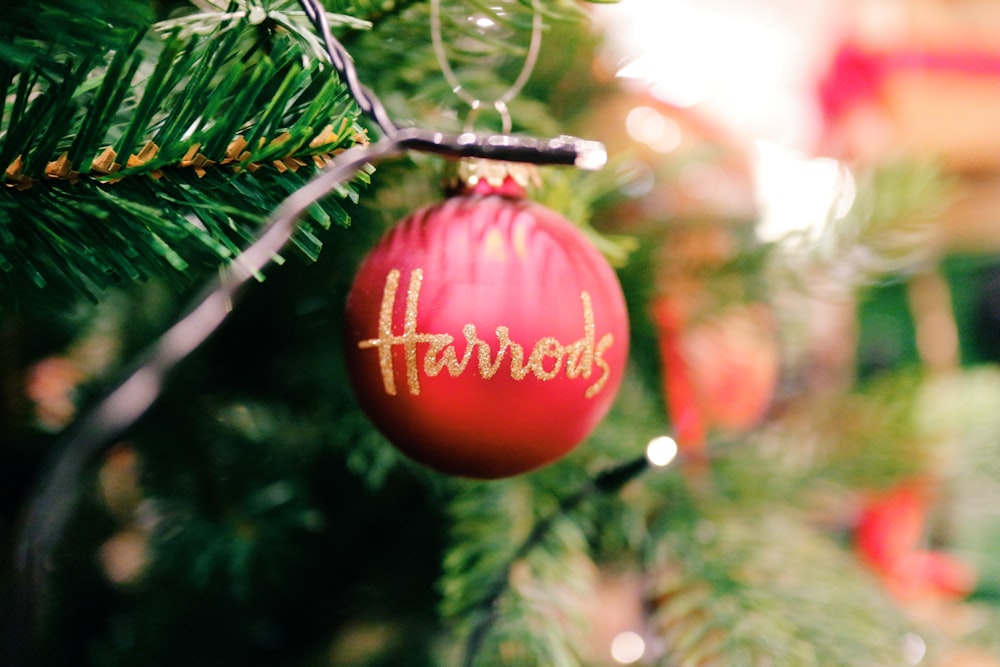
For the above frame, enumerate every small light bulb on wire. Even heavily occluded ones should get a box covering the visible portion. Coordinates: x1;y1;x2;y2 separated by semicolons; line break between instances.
646;436;679;467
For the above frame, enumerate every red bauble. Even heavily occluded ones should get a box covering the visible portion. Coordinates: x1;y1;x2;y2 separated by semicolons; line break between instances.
855;481;976;600
344;173;629;479
652;297;779;455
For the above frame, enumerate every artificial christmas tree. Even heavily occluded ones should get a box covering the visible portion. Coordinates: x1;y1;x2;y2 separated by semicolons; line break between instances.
6;1;1000;667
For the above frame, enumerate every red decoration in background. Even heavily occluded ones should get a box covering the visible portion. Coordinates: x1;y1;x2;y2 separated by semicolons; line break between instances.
816;38;1000;171
652;297;779;460
819;44;1000;125
25;356;84;430
344;168;629;479
855;481;976;600
651;298;707;453
817;45;886;124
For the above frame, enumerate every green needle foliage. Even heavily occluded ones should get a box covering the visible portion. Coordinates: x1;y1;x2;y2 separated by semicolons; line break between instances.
0;0;371;308
649;507;913;667
440;480;598;667
10;2;983;667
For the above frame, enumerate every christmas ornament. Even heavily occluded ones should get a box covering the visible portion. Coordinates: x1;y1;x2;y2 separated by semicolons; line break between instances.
652;296;779;456
855;480;976;600
344;162;629;478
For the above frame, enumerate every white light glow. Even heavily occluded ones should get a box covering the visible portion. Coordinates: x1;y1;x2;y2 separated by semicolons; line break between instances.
901;633;927;665
753;140;855;244
646;436;679;467
594;0;839;146
626;106;683;152
605;1;797;115
610;631;646;664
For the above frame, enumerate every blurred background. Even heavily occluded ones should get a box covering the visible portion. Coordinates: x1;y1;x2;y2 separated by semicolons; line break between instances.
7;0;1000;665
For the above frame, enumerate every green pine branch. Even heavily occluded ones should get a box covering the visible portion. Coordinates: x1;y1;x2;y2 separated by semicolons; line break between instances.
348;0;602;136
0;0;372;308
440;480;598;667
767;161;952;290
648;507;914;667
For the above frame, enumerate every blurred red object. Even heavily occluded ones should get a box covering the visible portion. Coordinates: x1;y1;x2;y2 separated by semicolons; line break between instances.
25;355;83;430
819;41;1000;170
855;481;976;600
651;297;779;459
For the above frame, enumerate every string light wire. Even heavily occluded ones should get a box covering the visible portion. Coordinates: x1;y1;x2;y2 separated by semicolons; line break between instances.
294;0;605;167
17;137;402;613
460;438;686;667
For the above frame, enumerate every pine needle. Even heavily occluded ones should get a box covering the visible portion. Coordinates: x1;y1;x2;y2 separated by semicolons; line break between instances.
648;507;914;667
0;0;371;308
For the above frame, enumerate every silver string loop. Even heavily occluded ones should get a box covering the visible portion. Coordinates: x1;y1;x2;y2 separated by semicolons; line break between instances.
430;0;543;133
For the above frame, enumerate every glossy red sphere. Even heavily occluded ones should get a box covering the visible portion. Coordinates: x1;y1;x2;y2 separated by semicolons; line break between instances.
344;191;629;478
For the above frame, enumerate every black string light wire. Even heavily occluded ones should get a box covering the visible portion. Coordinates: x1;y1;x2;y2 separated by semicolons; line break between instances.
14;2;618;660
298;0;399;135
295;0;607;169
17;139;399;577
460;445;676;667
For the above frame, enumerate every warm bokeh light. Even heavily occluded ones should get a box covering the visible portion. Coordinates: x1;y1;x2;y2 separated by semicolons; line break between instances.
594;0;839;147
610;630;646;664
901;632;927;665
753;140;855;244
646;436;679;467
625;106;682;152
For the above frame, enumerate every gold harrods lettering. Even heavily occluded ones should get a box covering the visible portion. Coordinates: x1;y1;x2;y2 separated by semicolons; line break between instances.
357;268;614;398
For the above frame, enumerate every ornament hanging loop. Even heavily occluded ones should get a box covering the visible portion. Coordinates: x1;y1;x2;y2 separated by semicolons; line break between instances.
465;100;513;134
431;0;543;133
296;0;606;170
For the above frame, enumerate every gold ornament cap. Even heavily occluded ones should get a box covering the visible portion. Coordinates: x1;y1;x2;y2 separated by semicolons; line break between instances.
445;158;541;197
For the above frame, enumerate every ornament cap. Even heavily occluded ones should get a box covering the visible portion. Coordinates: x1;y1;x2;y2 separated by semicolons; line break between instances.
445;158;541;198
